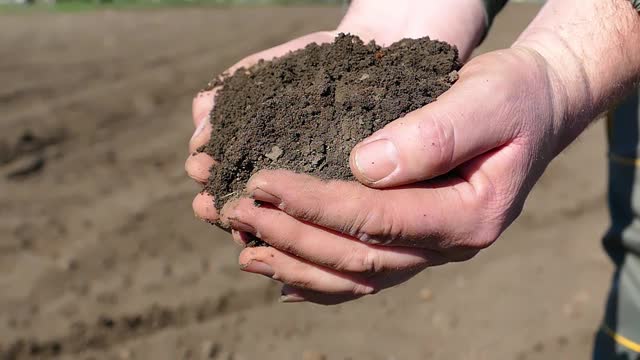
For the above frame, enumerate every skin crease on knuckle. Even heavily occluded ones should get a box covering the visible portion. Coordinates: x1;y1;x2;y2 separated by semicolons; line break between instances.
421;113;456;177
335;245;382;274
349;197;399;245
351;281;378;296
506;50;560;154
465;169;518;251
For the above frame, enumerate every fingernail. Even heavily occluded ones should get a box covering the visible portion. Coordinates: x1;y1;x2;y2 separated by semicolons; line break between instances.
228;218;256;234
279;294;305;303
354;139;398;182
250;188;282;208
240;260;274;277
231;230;248;247
280;287;305;303
191;117;208;140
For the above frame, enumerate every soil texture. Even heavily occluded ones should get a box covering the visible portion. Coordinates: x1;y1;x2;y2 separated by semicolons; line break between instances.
199;34;461;210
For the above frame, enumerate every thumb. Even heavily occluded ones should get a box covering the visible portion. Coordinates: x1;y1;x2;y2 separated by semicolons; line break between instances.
349;60;523;188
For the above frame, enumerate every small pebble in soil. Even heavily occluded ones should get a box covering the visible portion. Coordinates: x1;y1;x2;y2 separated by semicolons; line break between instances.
264;145;284;161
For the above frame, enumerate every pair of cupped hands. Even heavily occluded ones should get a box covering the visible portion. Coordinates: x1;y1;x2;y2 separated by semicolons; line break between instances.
184;22;569;304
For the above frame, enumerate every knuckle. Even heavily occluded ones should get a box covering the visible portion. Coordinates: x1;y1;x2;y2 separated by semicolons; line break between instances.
465;174;507;248
439;234;488;260
349;194;401;245
231;205;251;224
470;175;521;250
351;282;378;296
247;169;272;186
450;220;501;254
229;203;258;226
477;225;502;249
475;184;494;208
472;207;512;251
436;183;503;254
450;222;500;254
419;114;455;175
335;247;382;274
469;173;497;211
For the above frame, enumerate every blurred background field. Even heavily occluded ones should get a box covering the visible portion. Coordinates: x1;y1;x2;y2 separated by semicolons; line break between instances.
0;0;347;12
0;2;611;360
0;0;539;12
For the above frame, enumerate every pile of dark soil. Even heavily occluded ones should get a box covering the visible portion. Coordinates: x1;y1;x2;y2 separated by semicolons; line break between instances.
199;34;461;210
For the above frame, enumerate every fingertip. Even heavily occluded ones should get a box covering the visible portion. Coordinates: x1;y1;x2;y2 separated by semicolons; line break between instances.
245;169;277;190
349;137;399;188
238;247;271;271
279;285;306;303
185;152;215;183
246;169;315;210
245;170;281;200
192;89;216;127
248;188;282;208
246;169;317;195
237;247;256;266
218;197;242;227
192;192;219;222
225;198;261;234
189;119;212;153
349;144;375;187
231;230;249;247
280;285;361;305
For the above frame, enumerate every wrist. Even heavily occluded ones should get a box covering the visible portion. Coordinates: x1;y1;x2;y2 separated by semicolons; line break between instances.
512;33;588;157
336;0;487;61
513;0;640;155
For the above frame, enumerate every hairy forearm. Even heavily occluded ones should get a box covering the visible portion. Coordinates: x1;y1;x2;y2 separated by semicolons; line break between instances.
336;0;487;60
515;0;640;155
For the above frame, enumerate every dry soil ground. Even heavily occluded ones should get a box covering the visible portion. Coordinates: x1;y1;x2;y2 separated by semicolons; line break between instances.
0;3;614;359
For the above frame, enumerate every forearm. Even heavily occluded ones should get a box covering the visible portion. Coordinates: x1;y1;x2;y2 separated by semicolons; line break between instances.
336;0;487;60
515;0;640;155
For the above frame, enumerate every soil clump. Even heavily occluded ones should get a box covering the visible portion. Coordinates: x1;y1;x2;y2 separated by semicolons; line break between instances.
199;34;461;210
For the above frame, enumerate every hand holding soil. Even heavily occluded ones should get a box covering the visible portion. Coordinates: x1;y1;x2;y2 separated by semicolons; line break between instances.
201;34;461;211
186;3;631;304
